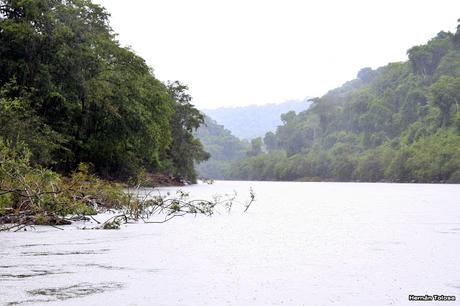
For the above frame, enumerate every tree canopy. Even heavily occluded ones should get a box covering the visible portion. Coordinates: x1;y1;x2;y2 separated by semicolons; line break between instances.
0;0;207;182
195;116;248;179
216;20;460;183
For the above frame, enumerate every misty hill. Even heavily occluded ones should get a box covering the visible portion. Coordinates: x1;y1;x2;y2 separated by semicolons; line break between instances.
202;99;312;139
222;26;460;183
195;116;248;179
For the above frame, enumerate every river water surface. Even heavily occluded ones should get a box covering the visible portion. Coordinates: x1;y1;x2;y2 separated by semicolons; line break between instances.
1;181;460;305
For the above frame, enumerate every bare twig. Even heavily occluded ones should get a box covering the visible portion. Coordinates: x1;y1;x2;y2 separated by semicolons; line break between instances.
244;188;256;213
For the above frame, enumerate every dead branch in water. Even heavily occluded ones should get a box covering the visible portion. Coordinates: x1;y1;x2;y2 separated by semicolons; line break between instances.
244;188;256;213
1;183;256;231
95;188;253;230
0;140;256;231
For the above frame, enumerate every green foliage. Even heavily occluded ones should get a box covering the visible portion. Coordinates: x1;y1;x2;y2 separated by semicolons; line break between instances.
0;138;129;217
0;138;63;213
0;0;207;181
163;81;210;183
0;80;66;166
195;116;248;179
0;138;131;220
428;76;460;127
405;130;460;182
263;132;278;152
247;138;263;157
220;20;460;183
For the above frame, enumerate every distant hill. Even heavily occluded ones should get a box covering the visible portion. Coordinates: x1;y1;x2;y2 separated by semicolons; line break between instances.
220;26;460;183
202;98;312;140
195;116;248;179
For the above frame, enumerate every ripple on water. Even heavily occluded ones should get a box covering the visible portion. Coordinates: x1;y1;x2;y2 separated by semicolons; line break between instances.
0;268;72;280
20;249;111;256
6;282;124;305
76;263;161;273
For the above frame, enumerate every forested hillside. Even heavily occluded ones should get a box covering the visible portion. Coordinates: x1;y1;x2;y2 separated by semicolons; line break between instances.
225;22;460;183
195;116;248;179
0;0;207;183
203;99;311;139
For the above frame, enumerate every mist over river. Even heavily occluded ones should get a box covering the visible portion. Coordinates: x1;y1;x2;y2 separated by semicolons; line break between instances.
1;181;460;305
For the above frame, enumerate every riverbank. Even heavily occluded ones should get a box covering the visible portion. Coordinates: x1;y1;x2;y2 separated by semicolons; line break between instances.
140;172;187;187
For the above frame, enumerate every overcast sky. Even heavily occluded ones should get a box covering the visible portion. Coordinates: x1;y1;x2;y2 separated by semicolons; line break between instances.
93;0;460;110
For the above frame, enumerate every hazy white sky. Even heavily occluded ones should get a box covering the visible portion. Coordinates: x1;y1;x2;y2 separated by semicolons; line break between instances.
93;0;460;109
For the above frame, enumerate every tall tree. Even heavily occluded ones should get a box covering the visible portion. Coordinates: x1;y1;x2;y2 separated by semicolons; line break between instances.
165;81;209;182
0;0;180;179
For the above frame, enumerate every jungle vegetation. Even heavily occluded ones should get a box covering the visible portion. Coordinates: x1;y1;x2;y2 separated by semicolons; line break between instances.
195;116;248;179
0;0;208;181
0;0;209;226
215;21;460;183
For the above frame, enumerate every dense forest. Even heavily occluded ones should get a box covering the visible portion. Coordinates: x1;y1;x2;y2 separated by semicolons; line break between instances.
0;0;212;226
203;99;311;139
1;0;459;208
216;21;460;183
0;0;208;183
195;116;248;179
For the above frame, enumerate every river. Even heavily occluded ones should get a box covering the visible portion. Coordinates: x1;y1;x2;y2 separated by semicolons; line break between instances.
1;181;460;305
